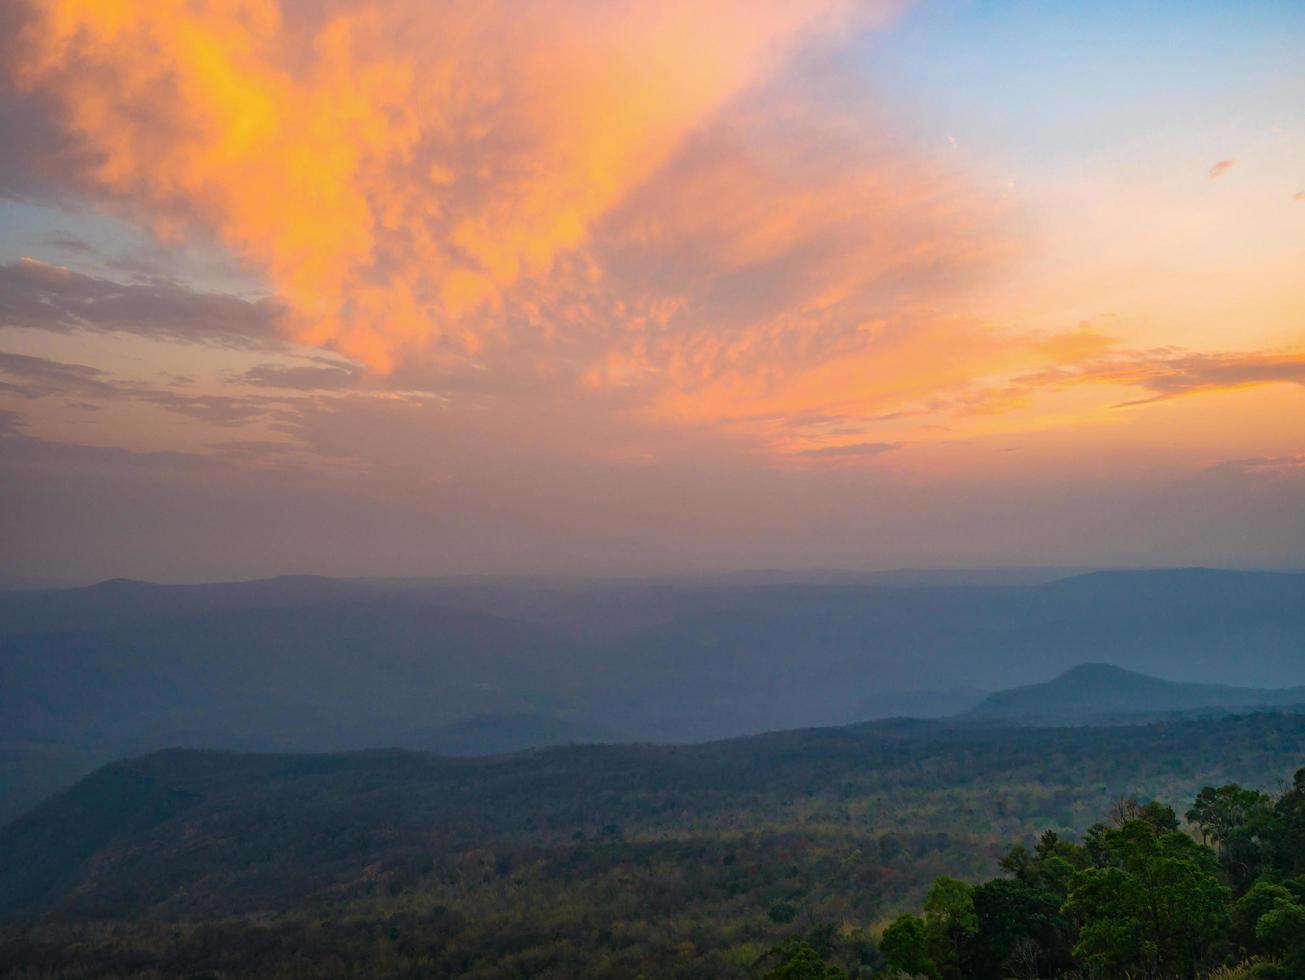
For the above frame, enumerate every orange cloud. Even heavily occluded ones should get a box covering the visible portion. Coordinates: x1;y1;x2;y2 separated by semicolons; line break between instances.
11;0;1058;467
11;0;907;370
569;102;1019;427
1208;159;1235;179
1005;347;1305;406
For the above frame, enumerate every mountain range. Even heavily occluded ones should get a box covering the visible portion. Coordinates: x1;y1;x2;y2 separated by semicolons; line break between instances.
2;567;1304;821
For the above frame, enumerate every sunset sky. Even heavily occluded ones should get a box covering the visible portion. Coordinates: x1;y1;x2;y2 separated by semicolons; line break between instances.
1;0;1303;583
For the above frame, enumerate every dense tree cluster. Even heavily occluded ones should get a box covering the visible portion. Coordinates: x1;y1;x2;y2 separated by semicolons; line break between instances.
876;768;1305;979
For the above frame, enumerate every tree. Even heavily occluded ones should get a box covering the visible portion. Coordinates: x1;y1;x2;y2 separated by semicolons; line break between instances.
1138;801;1181;833
1230;882;1295;954
879;915;939;980
895;768;1305;980
1004;936;1042;980
1000;835;1081;896
763;939;848;980
1269;768;1305;875
1255;896;1305;952
923;876;976;979
1184;788;1273;887
967;877;1076;980
1111;796;1146;826
1064;820;1229;979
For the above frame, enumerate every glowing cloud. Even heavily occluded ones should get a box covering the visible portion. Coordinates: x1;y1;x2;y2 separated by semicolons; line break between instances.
10;0;909;370
1208;159;1235;179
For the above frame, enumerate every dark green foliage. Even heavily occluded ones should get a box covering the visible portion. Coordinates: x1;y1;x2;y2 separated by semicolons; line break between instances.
763;939;848;980
1063;821;1229;978
879;916;938;979
1232;882;1296;953
769;902;800;924
967;878;1075;979
1138;800;1182;832
901;766;1305;980
921;877;974;979
1187;784;1276;890
1254;897;1305;973
1271;768;1305;876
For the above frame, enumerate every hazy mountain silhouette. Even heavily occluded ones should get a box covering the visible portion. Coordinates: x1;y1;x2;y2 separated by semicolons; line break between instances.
2;568;1303;820
966;663;1305;724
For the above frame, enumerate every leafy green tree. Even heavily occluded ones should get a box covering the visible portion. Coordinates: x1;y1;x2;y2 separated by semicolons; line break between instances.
1000;832;1082;897
1230;882;1295;954
967;877;1075;980
1063;866;1149;975
888;768;1305;980
1186;783;1277;892
1270;768;1305;876
1063;819;1229;979
1187;786;1273;852
1138;800;1181;833
1254;896;1305;956
880;915;939;980
923;876;975;979
763;938;847;980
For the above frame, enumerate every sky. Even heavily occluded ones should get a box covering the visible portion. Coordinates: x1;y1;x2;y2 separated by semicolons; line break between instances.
0;0;1302;584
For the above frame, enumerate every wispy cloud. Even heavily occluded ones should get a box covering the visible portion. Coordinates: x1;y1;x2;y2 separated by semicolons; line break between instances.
794;440;901;458
132;390;277;427
1208;159;1235;179
236;363;359;392
1205;453;1305;477
949;344;1305;416
0;350;120;399
1105;350;1305;406
0;351;283;427
0;407;25;436
38;233;94;254
0;258;282;347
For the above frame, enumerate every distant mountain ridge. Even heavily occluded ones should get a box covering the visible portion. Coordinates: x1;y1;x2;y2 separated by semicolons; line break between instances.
2;567;1304;821
966;663;1305;724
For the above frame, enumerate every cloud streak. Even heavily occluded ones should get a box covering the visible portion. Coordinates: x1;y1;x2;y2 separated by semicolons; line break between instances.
0;258;282;346
1007;347;1305;408
0;349;120;399
1206;453;1305;477
236;362;360;391
0;350;284;426
794;440;901;459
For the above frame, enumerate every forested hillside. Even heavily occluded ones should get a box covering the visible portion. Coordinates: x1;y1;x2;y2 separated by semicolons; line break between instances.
3;712;1304;978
